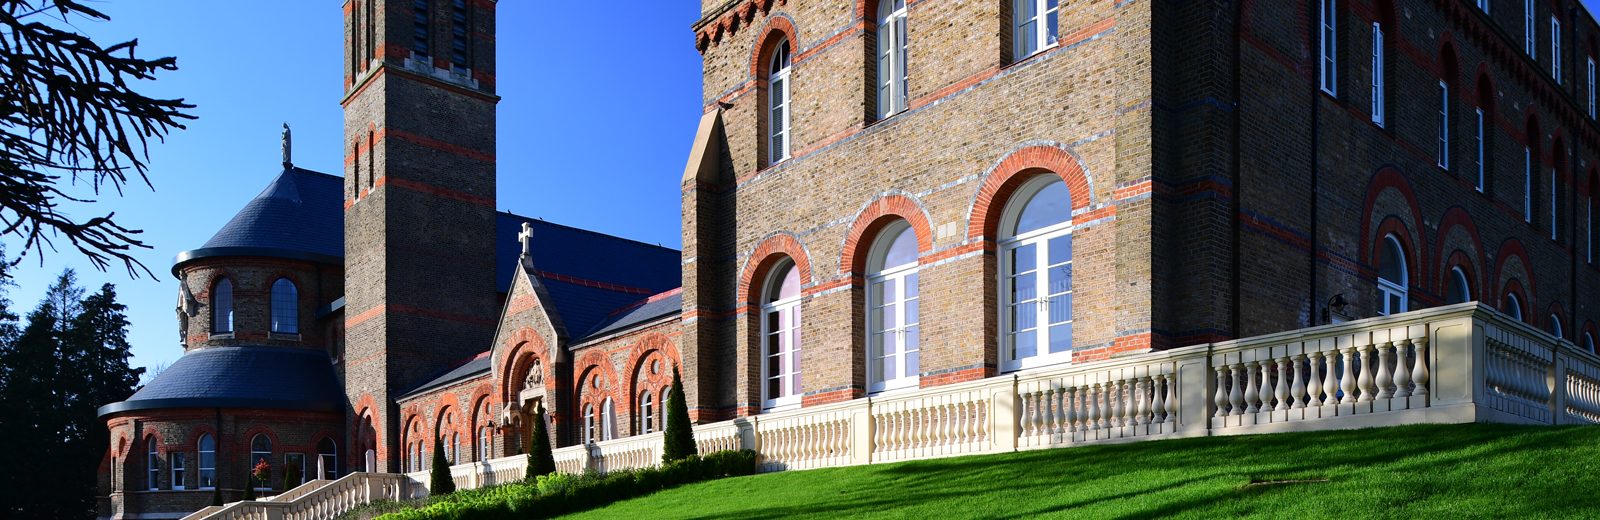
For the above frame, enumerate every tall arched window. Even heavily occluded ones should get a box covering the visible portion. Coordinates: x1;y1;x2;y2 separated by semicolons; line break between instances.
317;438;337;480
768;40;792;164
1377;234;1407;315
639;391;655;434
171;447;187;490
1000;177;1074;372
876;0;909;118
198;434;216;489
449;0;471;69
1525;118;1540;224
583;404;597;444
762;261;803;409
1011;0;1059;61
250;434;272;490
1475;74;1494;193
1549;314;1564;340
868;222;921;393
412;0;431;57
477;399;492;461
451;432;460;464
660;388;671;429
413;441;422;472
1370;0;1393;127
1505;293;1525;321
271;278;299;334
1446;266;1472;305
601;397;615;441
147;437;159;491
212;278;234;334
1437;46;1457;171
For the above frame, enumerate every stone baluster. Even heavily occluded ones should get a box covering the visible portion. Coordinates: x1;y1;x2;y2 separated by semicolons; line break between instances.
1323;349;1340;406
1101;382;1114;429
1357;343;1377;403
1151;375;1167;424
1274;357;1292;412
1307;352;1324;407
1411;337;1430;398
1340;347;1358;405
1244;362;1261;413
1165;374;1178;423
1290;354;1307;410
1131;379;1146;426
1214;365;1230;417
1230;364;1247;416
1393;339;1414;399
1258;360;1275;412
1375;341;1396;400
1088;383;1102;429
1111;380;1125;427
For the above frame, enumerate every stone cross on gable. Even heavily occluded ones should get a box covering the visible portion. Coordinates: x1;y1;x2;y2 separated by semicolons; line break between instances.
518;222;532;256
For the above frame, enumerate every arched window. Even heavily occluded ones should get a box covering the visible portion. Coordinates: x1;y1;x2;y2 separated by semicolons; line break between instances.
1446;266;1472;305
762;261;803;409
317;438;337;480
1505;293;1524;321
477;399;492;461
478;424;491;461
250;434;272;490
661;388;671;429
1011;0;1059;61
1437;45;1457;171
876;0;909;118
583;404;596;444
1376;234;1407;315
639;391;655;434
1585;332;1596;353
1549;314;1564;340
451;432;460;464
212;278;234;334
413;441;422;472
198;434;217;489
601;397;615;441
1370;0;1393;127
271;278;299;334
1475;74;1494;193
1525;117;1540;224
1001;177;1074;372
147;437;159;491
768;40;792;164
449;0;471;69
171;446;187;490
868;222;921;393
412;0;430;57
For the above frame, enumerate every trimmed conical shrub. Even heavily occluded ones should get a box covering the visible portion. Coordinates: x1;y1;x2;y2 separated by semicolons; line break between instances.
429;436;455;495
242;469;255;501
282;462;301;491
526;403;557;480
661;365;697;463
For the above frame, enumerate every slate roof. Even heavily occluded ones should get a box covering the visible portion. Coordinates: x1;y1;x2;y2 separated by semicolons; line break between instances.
98;346;342;417
397;354;492;400
173;167;344;272
497;213;681;340
580;290;683;340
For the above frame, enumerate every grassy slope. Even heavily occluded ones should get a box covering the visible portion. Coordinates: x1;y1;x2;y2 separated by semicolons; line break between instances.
568;424;1600;519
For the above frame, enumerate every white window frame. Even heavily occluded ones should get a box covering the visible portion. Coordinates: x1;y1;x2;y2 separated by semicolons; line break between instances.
198;434;216;490
1371;22;1385;126
1475;108;1486;192
147;438;159;491
1448;266;1473;305
171;451;187;490
1377;235;1408;316
761;264;803;410
1552;17;1562;83
768;41;792;165
1525;0;1537;56
478;426;491;461
601;398;615;441
639;392;654;434
318;438;338;480
1590;57;1597;119
583;404;596;444
1012;0;1060;60
1437;80;1450;170
1525;147;1534;223
212;278;234;335
876;0;910;118
1320;0;1338;96
999;177;1075;373
250;434;273;490
866;223;921;394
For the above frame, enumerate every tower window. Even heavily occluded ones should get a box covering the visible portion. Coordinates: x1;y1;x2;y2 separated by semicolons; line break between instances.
271;278;299;334
1474;108;1485;191
1551;17;1561;82
250;434;272;490
147;437;159;491
171;451;187;490
768;40;792;165
1437;80;1449;170
1505;293;1524;321
1525;0;1536;57
450;0;470;68
413;0;431;58
1589;57;1596;119
1012;0;1059;61
1319;0;1337;96
212;278;233;335
198;434;216;489
1525;146;1534;223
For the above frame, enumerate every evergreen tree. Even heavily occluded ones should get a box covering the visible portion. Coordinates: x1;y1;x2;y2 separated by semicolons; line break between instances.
661;365;697;463
243;469;256;501
429;436;455;495
525;403;556;480
283;463;301;492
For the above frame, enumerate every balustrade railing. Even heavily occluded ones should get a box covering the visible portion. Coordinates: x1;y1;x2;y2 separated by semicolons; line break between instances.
189;303;1596;520
181;472;408;520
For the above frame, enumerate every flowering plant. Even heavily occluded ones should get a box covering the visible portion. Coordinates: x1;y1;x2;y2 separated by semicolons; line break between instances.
252;458;271;483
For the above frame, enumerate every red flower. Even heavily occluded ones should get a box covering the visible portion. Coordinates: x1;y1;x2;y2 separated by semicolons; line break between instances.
252;458;271;481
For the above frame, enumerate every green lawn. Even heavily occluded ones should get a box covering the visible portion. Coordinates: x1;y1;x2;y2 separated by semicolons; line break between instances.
567;424;1600;519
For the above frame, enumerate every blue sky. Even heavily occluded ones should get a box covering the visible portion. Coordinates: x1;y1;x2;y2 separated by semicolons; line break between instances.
0;2;704;376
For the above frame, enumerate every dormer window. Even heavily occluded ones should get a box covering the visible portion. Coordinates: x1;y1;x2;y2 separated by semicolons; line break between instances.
1011;0;1059;60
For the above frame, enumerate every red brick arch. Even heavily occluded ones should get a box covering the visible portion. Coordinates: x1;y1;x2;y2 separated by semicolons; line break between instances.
1359;167;1428;286
749;14;797;79
1435;207;1487;301
840;194;934;276
499;327;549;403
967;145;1093;241
737;233;813;307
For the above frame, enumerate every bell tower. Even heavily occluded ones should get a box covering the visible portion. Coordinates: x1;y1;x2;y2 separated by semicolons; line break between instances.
341;0;499;473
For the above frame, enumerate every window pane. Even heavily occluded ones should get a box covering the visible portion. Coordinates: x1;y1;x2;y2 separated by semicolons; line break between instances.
1011;299;1037;330
1048;263;1072;297
1012;330;1037;360
1047;234;1072;265
271;279;298;334
1011;243;1036;273
1013;180;1072;236
1048;292;1072;326
1378;238;1404;284
881;227;918;268
904;272;919;297
1048;322;1073;354
904;298;919;327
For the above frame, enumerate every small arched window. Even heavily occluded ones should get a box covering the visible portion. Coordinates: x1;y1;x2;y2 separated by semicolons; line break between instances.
601;397;615;441
1505;293;1524;321
1000;177;1074;372
768;40;792;165
1446;266;1472;305
1549;314;1564;340
317;438;337;480
451;432;460;464
868;222;921;393
583;404;597;444
147;437;159;491
1011;0;1060;61
1376;235;1407;316
1585;332;1596;354
762;261;803;409
876;0;909;118
212;278;234;334
198;434;217;489
660;388;671;429
250;434;272;490
639;392;655;434
271;278;299;334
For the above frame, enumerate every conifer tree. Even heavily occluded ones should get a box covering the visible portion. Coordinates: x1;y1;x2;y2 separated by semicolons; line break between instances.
429;436;455;495
661;365;697;463
525;403;556;479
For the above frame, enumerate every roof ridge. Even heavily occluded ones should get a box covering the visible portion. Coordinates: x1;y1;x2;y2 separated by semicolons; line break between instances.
499;210;681;253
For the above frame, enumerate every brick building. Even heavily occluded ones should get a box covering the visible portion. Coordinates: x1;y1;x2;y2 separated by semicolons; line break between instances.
97;0;1600;518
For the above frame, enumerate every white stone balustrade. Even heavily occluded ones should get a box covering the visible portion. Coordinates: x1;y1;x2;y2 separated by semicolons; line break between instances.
189;303;1600;520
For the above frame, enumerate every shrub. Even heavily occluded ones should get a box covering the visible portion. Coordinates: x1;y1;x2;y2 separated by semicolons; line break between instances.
525;403;557;480
283;463;302;492
661;365;697;464
429;436;455;495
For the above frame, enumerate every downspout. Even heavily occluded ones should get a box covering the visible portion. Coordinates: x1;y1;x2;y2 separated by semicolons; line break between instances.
1229;0;1245;338
1306;0;1322;328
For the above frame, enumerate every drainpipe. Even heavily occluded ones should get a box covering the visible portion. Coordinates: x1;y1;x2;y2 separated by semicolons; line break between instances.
1306;0;1322;328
